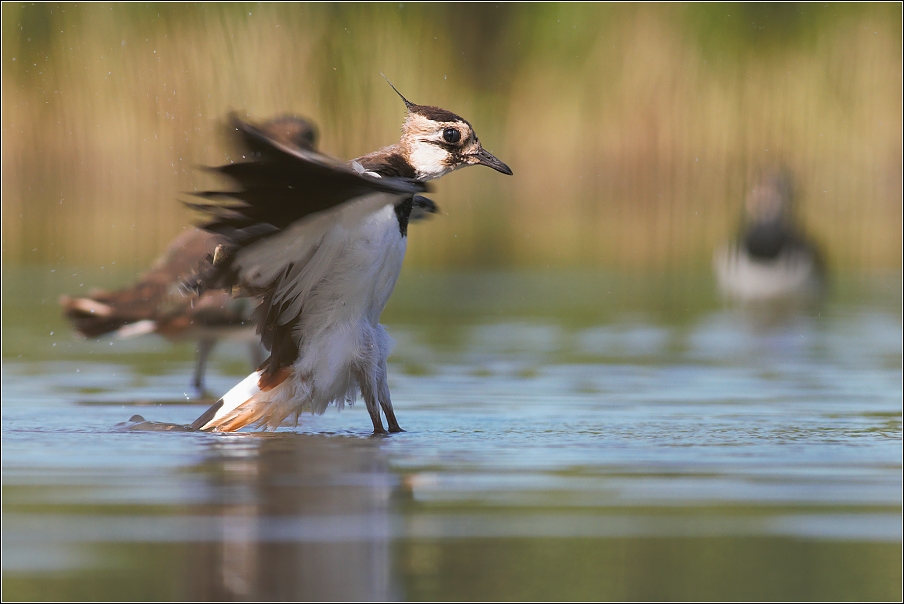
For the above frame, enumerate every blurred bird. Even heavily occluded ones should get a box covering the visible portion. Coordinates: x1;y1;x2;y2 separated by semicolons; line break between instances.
60;115;323;397
187;80;512;433
714;166;825;302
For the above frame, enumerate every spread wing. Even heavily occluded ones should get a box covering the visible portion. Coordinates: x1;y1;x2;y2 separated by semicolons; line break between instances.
189;114;425;237
186;114;428;374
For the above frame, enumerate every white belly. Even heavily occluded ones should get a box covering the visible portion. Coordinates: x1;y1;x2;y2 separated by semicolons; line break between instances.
714;243;821;301
291;204;407;412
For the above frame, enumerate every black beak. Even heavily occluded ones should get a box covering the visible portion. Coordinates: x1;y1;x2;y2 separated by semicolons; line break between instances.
473;147;513;175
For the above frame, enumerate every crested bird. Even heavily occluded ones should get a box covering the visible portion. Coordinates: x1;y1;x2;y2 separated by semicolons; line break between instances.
187;81;512;433
714;166;825;302
60;116;324;396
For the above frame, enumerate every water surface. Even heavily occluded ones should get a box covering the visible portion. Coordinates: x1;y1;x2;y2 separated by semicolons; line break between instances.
2;267;901;600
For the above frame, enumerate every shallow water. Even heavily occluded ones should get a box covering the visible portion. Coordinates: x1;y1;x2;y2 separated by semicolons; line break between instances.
2;267;901;600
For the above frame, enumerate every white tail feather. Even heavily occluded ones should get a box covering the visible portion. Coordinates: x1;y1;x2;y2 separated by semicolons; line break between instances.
69;297;115;317
194;371;263;431
114;319;158;339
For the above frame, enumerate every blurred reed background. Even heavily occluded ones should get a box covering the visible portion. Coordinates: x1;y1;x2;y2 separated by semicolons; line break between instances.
2;3;901;271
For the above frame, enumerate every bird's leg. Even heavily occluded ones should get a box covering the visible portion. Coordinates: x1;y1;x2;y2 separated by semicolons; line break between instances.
356;367;386;434
377;360;403;433
193;337;217;397
379;394;403;433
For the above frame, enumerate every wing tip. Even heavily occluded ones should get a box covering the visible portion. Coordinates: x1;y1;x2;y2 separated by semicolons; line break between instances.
190;398;225;431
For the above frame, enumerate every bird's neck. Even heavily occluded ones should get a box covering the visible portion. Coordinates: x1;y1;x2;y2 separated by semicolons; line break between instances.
354;143;413;180
355;141;454;182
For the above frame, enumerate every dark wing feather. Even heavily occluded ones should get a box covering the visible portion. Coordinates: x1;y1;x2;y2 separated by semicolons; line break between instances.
194;115;425;234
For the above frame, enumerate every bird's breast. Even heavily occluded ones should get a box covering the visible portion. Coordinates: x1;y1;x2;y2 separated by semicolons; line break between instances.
356;205;409;322
308;203;407;327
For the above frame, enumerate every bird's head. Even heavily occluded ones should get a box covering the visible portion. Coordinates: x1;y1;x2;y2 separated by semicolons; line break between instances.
384;78;512;181
745;166;794;225
258;115;319;151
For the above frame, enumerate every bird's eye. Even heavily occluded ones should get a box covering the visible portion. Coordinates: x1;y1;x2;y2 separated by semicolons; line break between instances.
442;128;461;144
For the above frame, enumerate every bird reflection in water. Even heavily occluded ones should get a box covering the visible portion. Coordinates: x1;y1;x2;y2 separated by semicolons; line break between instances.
184;434;400;600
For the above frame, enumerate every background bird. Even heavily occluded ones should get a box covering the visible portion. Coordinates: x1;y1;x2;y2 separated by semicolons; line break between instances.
714;166;826;303
60;115;322;396
188;82;511;433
